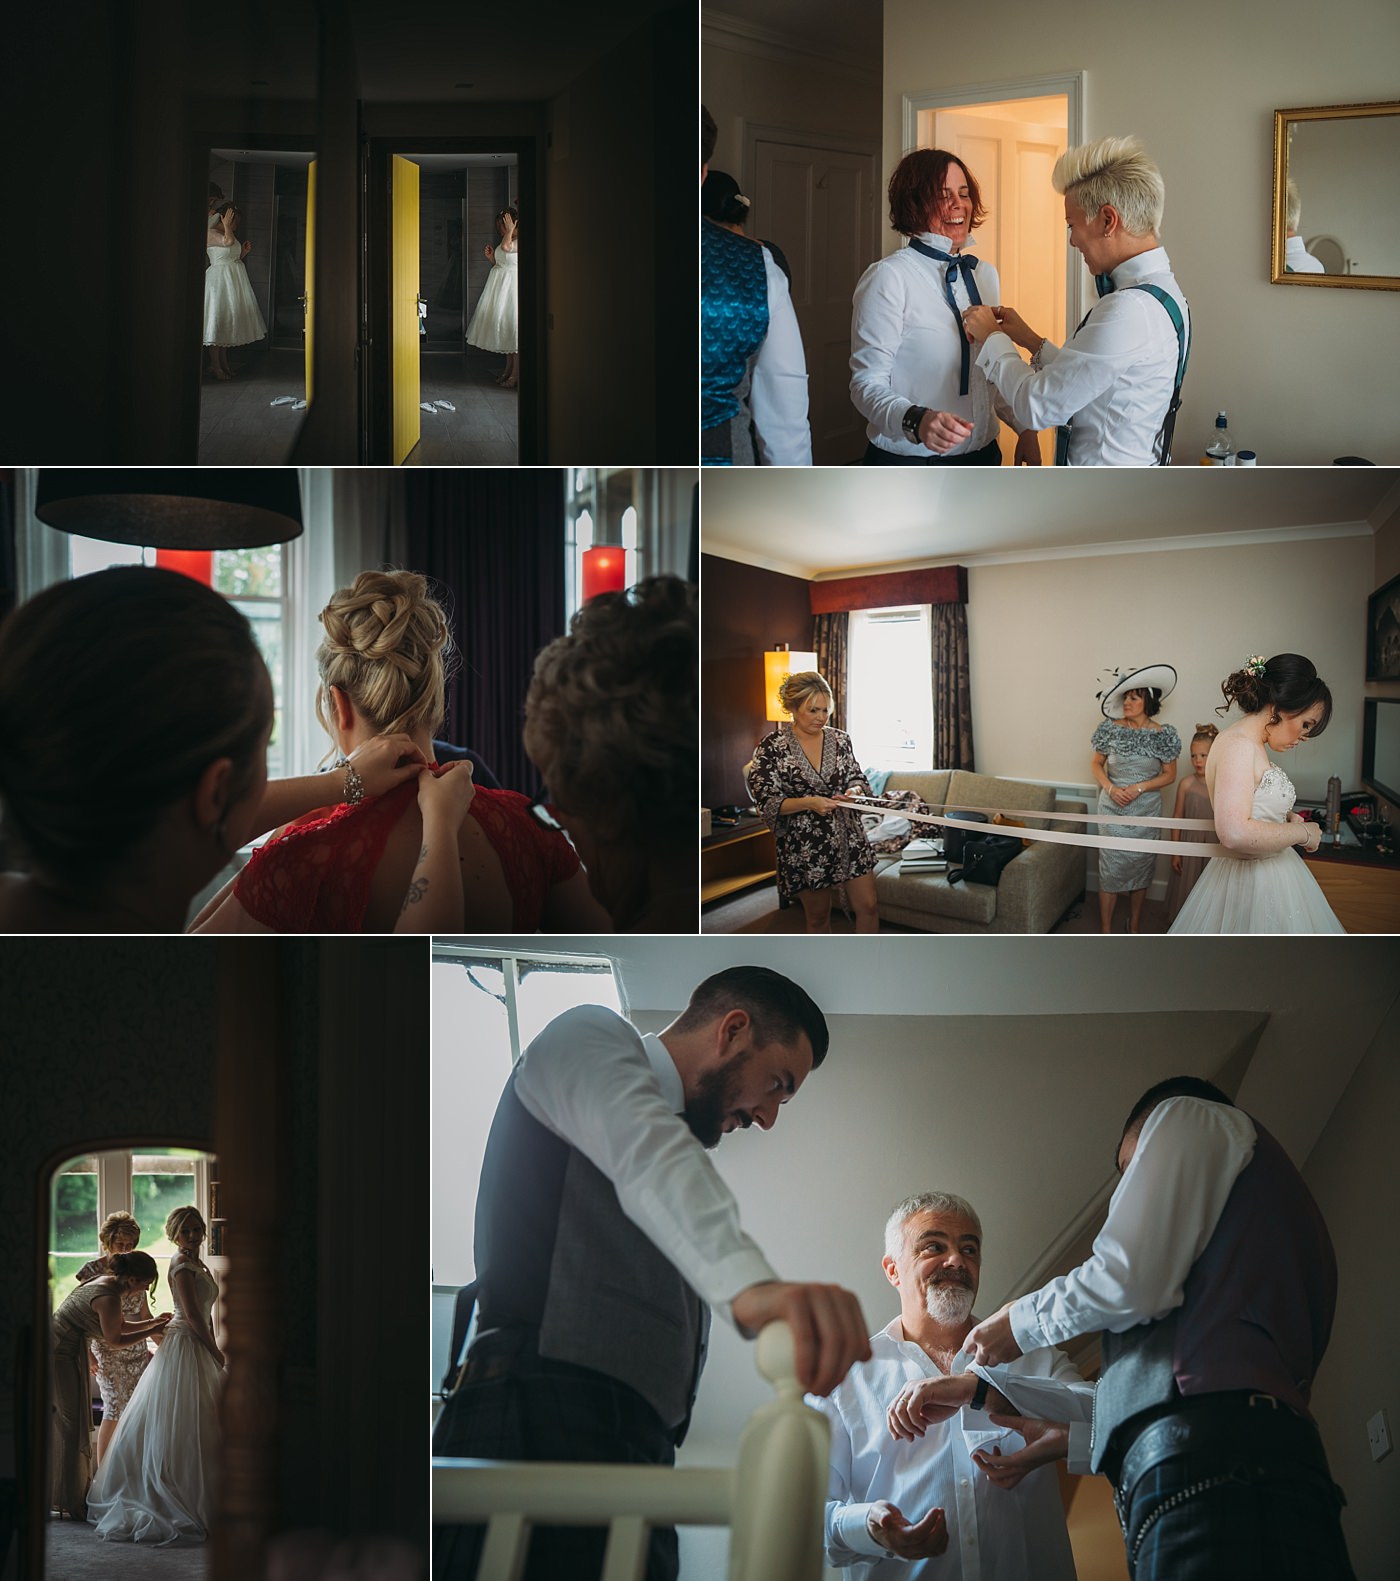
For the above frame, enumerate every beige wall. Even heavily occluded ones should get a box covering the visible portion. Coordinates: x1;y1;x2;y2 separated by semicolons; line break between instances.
1303;998;1400;1580
703;25;882;183
883;0;1400;465
967;533;1373;802
1367;501;1400;818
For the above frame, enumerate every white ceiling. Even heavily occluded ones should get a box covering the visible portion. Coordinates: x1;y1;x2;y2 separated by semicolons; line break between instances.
700;469;1400;579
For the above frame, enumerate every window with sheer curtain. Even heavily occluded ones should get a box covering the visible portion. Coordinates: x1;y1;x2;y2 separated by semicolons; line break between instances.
845;605;935;772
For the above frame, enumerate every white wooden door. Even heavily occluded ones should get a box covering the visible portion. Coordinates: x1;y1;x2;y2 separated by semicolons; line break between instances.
753;139;876;465
935;111;1066;463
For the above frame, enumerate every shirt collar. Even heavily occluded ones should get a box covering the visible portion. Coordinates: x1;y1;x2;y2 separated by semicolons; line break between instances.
643;1031;685;1115
914;230;976;255
1111;245;1170;287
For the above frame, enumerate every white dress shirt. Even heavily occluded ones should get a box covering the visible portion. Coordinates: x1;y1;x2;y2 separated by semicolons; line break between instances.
976;246;1189;465
751;247;813;465
808;1317;1089;1581
1285;234;1326;274
851;233;1016;457
513;1004;779;1324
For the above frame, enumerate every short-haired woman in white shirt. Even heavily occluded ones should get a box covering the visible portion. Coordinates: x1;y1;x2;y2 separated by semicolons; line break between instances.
850;148;1041;467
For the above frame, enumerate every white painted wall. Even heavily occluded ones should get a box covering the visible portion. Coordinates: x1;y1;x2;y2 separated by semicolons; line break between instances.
883;0;1400;465
1289;116;1400;278
967;532;1373;802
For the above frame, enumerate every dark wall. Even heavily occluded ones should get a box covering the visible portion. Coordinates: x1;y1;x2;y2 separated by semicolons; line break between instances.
701;553;812;808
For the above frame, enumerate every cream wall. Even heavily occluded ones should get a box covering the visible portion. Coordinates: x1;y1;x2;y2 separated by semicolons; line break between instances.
967;533;1373;801
703;21;882;183
1303;1001;1400;1580
883;0;1400;466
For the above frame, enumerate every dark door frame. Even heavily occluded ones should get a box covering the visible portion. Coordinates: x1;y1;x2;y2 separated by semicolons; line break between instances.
364;133;540;465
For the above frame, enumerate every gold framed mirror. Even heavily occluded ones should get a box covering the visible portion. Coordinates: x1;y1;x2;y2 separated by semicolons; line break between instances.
1272;102;1400;288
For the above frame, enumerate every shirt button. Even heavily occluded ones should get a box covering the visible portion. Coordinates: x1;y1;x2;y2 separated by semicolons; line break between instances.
961;1479;970;1487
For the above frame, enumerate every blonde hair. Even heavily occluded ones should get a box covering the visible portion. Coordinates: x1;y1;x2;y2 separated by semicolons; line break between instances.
1285;178;1302;231
98;1211;141;1251
164;1205;206;1243
1053;135;1164;238
778;670;833;718
316;571;454;750
1191;723;1220;748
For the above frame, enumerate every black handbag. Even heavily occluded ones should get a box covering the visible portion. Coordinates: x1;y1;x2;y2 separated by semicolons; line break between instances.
942;809;988;864
947;830;1021;887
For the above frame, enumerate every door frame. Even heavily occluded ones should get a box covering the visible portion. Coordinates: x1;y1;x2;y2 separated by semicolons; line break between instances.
187;129;320;463
902;72;1085;338
365;134;540;465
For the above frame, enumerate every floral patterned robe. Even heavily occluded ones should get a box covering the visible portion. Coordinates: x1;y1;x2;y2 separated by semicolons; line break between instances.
746;725;876;901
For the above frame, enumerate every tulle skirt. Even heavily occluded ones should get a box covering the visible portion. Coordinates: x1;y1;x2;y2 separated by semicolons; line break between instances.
1169;848;1345;935
204;258;267;348
86;1324;222;1544
465;259;518;353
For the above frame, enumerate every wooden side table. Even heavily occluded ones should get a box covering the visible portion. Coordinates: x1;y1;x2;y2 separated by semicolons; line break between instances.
1301;846;1400;933
702;818;777;906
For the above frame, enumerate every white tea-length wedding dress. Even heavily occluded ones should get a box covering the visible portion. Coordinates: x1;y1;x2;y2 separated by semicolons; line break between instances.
1169;763;1344;934
87;1261;222;1543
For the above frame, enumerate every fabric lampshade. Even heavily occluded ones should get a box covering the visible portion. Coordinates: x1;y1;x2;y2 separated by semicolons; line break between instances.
581;545;627;602
764;648;818;721
34;470;304;549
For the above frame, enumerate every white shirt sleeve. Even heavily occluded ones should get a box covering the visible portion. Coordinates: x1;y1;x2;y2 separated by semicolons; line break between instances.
970;1351;1096;1426
1010;1098;1257;1354
849;261;917;445
807;1391;888;1564
749;249;812;465
975;291;1157;431
513;1007;779;1325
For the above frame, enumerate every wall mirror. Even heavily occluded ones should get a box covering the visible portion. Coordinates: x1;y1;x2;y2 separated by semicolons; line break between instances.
1272;102;1400;288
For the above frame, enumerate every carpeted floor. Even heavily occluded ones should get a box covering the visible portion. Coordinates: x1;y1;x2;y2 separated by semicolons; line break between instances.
702;881;1173;935
46;1520;206;1580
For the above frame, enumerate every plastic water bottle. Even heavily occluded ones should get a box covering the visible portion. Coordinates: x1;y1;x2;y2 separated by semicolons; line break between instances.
1205;411;1234;465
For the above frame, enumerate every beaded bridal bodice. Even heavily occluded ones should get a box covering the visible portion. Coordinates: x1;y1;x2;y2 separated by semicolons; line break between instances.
1252;763;1296;825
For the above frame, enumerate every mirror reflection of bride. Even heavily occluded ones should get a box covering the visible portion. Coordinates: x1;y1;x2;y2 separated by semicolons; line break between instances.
85;1207;224;1545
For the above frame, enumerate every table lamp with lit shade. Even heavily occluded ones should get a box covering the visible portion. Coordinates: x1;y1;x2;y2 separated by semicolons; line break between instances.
34;470;304;551
764;645;818;721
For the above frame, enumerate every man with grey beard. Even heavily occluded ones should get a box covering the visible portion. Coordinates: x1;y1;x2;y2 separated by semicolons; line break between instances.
806;1192;1091;1579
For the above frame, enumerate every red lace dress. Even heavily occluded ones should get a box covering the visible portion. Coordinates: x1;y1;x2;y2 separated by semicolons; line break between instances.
233;781;580;932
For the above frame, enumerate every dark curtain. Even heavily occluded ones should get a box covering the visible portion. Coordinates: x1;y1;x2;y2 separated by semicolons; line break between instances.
0;470;15;620
932;601;975;769
812;611;849;730
404;472;566;796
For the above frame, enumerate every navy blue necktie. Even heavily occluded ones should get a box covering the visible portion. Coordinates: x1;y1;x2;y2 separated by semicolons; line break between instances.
908;238;982;396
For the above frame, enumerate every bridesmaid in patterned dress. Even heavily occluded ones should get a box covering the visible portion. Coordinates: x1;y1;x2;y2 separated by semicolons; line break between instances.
76;1211;156;1468
745;670;879;933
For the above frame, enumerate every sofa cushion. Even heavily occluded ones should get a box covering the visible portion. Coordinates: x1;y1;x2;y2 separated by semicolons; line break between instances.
947;771;1056;830
872;864;998;925
884;770;951;810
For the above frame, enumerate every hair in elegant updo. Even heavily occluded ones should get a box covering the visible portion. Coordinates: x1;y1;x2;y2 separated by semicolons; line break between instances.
316;570;455;751
702;169;750;227
0;567;271;880
1190;723;1220;750
1122;686;1162;718
165;1205;206;1244
98;1211;141;1252
524;575;696;845
107;1250;159;1289
1217;653;1332;736
778;670;834;718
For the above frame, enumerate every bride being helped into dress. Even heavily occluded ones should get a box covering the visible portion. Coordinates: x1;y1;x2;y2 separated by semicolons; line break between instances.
465;206;519;387
1170;653;1343;935
87;1207;224;1544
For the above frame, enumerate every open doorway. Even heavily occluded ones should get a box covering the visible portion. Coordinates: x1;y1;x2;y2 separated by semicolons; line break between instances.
907;75;1081;463
366;136;537;466
198;147;315;465
46;1144;220;1580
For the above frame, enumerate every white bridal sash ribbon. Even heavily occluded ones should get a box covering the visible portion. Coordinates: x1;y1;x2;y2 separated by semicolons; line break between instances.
833;796;1233;860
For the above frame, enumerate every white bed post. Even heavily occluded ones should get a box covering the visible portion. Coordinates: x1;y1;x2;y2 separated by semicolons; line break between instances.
728;1322;832;1580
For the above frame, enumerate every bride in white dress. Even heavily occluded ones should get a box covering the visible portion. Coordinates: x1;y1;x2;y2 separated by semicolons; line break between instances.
87;1206;224;1544
1170;654;1343;934
466;206;519;387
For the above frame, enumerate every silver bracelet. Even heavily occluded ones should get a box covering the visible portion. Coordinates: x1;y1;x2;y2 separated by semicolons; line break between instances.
343;759;365;806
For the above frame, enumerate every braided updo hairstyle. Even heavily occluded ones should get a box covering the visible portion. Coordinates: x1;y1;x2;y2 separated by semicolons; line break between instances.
524;575;696;845
1217;653;1332;736
315;570;455;749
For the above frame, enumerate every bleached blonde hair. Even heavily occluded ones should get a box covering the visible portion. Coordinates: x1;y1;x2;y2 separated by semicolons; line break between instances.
1285;178;1302;231
316;570;454;750
1053;136;1164;238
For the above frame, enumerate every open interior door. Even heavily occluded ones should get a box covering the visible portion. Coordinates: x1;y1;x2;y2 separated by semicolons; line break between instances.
391;154;421;465
304;159;317;406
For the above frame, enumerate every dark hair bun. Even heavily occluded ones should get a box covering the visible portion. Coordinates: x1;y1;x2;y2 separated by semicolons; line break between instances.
1218;653;1332;737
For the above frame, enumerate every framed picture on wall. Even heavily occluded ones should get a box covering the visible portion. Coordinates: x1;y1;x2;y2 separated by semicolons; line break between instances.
1367;571;1400;682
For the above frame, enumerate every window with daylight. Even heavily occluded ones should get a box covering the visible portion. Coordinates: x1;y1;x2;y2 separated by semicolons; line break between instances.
67;537;290;779
48;1147;215;1313
430;947;621;1290
845;606;935;772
